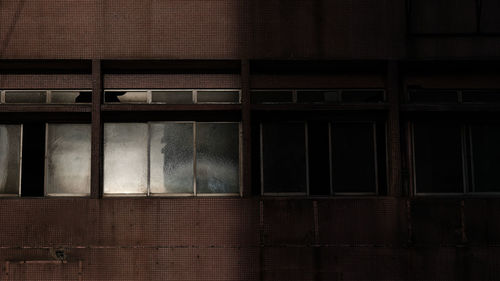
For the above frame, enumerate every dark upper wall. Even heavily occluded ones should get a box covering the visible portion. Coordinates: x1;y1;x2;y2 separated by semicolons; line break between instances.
2;0;500;60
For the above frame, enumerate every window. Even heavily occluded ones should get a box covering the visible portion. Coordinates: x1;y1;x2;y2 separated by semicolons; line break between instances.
103;122;240;196
0;123;91;196
260;121;383;195
1;90;91;104
408;88;500;194
251;89;385;104
104;89;241;104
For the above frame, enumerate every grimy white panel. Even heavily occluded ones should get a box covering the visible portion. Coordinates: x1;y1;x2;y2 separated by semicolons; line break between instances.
46;124;91;195
104;123;148;194
0;125;21;195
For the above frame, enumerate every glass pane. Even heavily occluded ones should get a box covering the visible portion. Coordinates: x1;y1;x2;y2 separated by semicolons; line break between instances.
46;124;91;195
197;91;240;103
105;91;148;103
104;123;148;194
462;90;500;103
5;91;46;103
308;122;331;195
262;122;307;193
297;90;339;103
50;91;91;103
409;89;458;103
251;91;293;103
331;123;377;193
196;123;239;193
151;91;193;104
414;121;463;193
341;90;385;103
150;122;194;194
470;123;500;192
0;125;21;195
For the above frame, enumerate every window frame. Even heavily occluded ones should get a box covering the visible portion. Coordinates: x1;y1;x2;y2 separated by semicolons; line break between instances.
259;120;380;196
102;121;243;197
104;89;242;105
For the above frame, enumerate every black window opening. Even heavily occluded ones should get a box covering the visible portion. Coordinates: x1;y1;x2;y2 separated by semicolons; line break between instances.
412;120;500;194
260;121;385;196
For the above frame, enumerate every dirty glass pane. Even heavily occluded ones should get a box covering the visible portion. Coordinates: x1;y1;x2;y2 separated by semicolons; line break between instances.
0;125;21;195
409;89;458;103
197;91;240;103
5;91;47;103
151;91;193;104
342;90;385;103
262;122;307;193
105;91;148;103
414;121;463;193
104;123;148;194
251;91;293;103
297;90;339;103
50;91;91;103
196;123;239;193
470;123;500;192
46;124;91;195
331;123;376;193
150;122;194;194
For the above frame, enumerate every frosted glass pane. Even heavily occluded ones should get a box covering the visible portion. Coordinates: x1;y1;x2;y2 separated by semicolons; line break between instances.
50;91;91;103
105;91;148;103
0;125;21;194
196;123;239;193
150;122;194;194
104;123;148;194
45;124;91;195
5;91;46;103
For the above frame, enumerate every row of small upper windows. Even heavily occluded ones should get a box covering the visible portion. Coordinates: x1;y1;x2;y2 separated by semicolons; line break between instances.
0;89;386;104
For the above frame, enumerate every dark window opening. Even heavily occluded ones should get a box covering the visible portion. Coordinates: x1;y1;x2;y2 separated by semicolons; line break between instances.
413;121;464;193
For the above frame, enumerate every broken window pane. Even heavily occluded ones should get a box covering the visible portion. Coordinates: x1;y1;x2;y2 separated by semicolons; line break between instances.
197;91;240;103
262;122;307;193
45;124;91;196
331;123;377;193
196;123;239;193
470;123;500;192
104;123;148;194
413;121;464;193
50;91;91;104
151;91;193;104
104;91;148;103
5;91;47;103
0;125;21;195
150;122;194;194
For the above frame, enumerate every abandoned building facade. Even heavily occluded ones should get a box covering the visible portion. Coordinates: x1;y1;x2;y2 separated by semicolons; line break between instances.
1;0;500;280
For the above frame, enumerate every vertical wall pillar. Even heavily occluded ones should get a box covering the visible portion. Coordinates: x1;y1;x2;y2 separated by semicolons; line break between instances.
387;61;402;196
241;59;252;197
91;59;103;198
